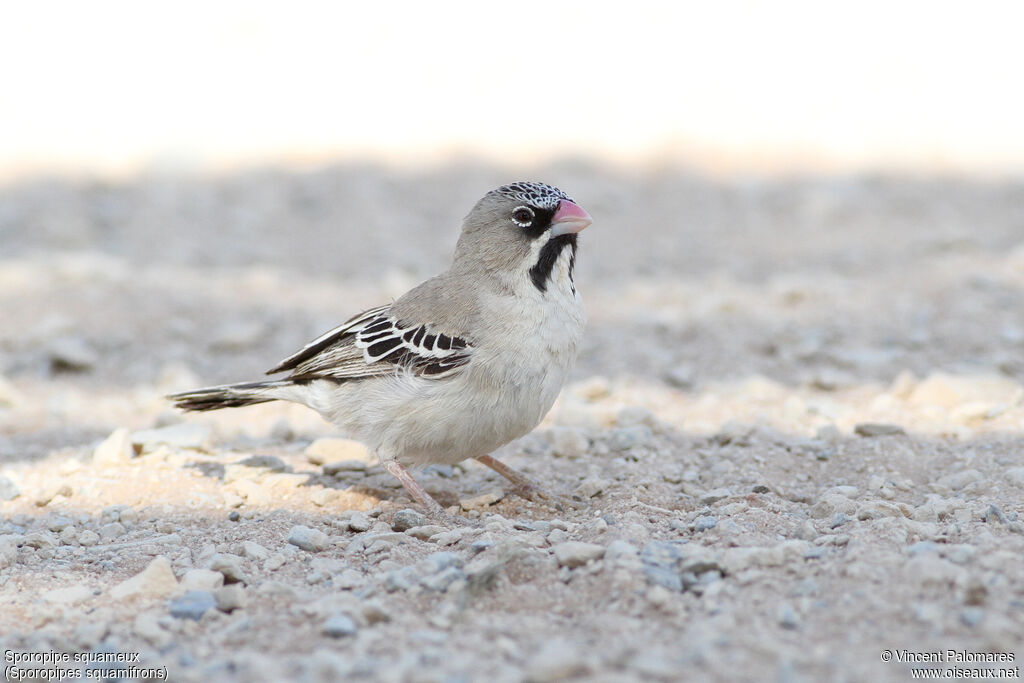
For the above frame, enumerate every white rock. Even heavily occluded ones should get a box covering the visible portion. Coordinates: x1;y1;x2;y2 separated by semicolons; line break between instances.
179;568;225;591
347;512;373;532
552;541;605;568
909;373;1022;409
460;490;504;510
208;553;248;583
110;556;179;600
42;584;93;605
288;525;329;552
214;584;247;612
231;479;272;506
241;541;270;562
78;530;100;546
810;493;857;519
305;438;374;466
856;501;904;520
93;427;135;466
548;427;589;458
0;374;23;407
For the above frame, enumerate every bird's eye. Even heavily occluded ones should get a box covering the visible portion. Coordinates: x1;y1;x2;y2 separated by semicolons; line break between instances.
511;206;535;227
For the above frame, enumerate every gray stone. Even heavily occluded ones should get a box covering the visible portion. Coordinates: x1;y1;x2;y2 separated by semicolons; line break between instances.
938;469;983;491
418;551;465;575
420;566;466;592
347;512;373;532
700;488;731;505
46;515;74;532
235;454;289;472
553;541;605;568
241;541;270;562
383;566;420;592
609;425;653;451
391;509;427;532
643;565;683;591
169;590;216;620
829;513;850;528
360;600;391;624
604;540;639;564
854;422;905;437
664;364;694;388
208;553;248;583
23;531;59;549
98;522;125;541
574;477;610;499
1006;467;1024;487
214;584;247;612
693;516;717;532
78;529;100;546
778;603;800;629
406;525;447;540
460;489;505;510
288;525;329;552
322;614;358;638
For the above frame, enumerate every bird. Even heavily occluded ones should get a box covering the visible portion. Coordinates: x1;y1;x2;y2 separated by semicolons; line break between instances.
168;181;592;517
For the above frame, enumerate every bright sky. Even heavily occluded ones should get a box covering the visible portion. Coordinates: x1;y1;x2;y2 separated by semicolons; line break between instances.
1;0;1023;177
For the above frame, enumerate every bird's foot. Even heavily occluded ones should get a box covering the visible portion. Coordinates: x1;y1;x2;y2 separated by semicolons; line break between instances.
474;454;585;512
382;460;449;519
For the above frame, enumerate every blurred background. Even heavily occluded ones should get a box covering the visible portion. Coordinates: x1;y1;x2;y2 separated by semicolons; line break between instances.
2;0;1024;178
1;0;1023;451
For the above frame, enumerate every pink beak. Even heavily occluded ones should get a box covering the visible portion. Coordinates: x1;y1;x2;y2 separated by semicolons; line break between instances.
550;199;593;237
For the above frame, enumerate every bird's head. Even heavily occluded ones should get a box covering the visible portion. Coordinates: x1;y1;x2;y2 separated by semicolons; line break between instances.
452;182;592;289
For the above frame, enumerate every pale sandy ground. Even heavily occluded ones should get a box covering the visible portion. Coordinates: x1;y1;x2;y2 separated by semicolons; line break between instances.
1;161;1023;682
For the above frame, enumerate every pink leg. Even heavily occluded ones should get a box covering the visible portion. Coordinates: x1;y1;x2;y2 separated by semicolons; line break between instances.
383;460;448;518
474;454;583;510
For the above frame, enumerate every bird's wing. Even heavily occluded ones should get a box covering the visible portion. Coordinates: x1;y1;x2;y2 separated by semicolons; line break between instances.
267;305;474;382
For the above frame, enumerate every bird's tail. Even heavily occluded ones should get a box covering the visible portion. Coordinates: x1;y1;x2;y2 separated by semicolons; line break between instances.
167;380;291;412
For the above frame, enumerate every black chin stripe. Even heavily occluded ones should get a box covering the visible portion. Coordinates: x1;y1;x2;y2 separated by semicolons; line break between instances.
529;234;577;292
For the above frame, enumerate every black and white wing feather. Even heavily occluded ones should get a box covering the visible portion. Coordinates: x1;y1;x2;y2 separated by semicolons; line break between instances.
267;306;473;382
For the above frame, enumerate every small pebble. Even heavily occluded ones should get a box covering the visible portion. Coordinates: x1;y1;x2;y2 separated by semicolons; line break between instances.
391;509;427;532
288;525;329;552
214;584;247;612
693;516;717;532
322;614;358;638
169;591;217;620
552;542;605;568
854;423;905;437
